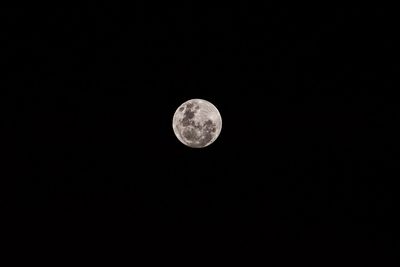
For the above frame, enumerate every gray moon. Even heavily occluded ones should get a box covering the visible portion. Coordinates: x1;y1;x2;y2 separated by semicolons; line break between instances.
172;99;222;148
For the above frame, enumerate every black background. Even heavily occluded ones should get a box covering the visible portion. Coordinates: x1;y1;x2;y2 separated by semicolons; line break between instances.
2;3;399;255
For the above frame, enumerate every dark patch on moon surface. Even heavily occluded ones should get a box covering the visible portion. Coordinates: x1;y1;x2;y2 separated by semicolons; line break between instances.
203;120;217;134
182;128;197;141
181;106;197;127
203;120;213;127
185;109;195;119
181;118;190;127
179;107;184;112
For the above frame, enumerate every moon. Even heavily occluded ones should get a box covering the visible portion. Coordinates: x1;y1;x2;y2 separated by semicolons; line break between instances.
172;99;222;148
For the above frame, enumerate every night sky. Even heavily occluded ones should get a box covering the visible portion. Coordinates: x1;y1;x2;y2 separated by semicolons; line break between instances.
3;3;398;255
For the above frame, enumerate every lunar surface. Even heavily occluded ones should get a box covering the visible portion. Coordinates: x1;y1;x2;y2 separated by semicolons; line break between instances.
173;99;222;148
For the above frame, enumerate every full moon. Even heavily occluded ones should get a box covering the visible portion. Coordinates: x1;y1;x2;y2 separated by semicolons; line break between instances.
172;99;222;148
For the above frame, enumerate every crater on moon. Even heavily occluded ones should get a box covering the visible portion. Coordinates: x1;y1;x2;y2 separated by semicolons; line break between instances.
172;99;222;148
